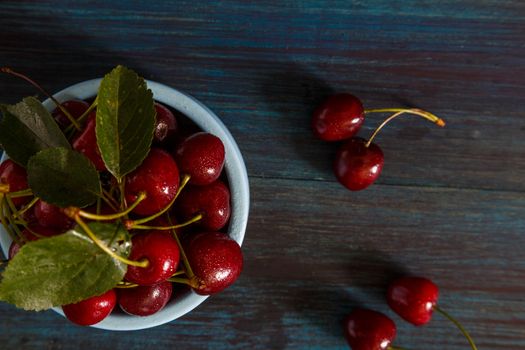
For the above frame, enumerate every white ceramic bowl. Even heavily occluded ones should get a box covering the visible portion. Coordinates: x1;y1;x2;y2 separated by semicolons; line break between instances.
0;79;250;331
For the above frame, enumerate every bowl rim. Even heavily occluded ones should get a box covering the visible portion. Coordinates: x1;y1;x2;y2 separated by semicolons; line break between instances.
0;78;250;331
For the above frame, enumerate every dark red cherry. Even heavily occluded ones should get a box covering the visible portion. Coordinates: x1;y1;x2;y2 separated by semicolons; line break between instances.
175;132;225;185
184;232;242;295
0;159;30;207
22;224;62;241
125;230;180;286
344;309;397;350
312;93;365;141
387;276;439;326
118;281;173;316
175;180;231;231
8;241;22;259
125;148;180;216
153;103;177;144
62;289;117;326
52;100;90;128
34;200;74;230
72;111;106;171
7;224;60;259
334;137;384;191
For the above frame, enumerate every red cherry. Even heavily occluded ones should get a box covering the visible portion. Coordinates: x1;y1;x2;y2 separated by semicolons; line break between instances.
125;230;180;286
387;276;439;326
72;111;106;171
334;137;384;191
175;132;225;185
184;232;242;295
34;200;74;230
125;148;180;216
62;289;116;326
344;309;397;350
153;103;178;144
0;159;30;207
8;241;21;259
118;281;173;316
7;224;60;259
312;93;364;141
52;100;89;128
175;180;231;231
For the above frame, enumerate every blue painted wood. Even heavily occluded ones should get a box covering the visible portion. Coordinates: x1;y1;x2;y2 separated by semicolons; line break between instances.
0;1;524;349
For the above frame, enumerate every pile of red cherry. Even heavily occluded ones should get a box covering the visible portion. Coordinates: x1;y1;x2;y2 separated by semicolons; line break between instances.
312;94;476;349
311;93;445;191
0;97;243;326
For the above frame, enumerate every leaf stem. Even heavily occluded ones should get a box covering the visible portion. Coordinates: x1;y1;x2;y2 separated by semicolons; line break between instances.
434;306;478;350
78;192;146;221
0;67;81;131
131;213;202;230
131;174;191;226
74;215;149;268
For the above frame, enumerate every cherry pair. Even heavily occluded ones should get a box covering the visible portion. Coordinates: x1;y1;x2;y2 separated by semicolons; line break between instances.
344;276;477;350
312;94;445;191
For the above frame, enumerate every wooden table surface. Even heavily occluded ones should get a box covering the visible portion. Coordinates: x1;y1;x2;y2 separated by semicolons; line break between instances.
1;1;524;349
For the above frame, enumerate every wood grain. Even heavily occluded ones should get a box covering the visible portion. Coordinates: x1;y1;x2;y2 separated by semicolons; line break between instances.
0;1;524;349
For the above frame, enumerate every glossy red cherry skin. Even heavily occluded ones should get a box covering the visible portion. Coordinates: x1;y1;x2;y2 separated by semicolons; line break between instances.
72;111;106;171
175;132;225;185
125;148;180;216
62;289;117;326
154;103;178;144
184;232;243;295
118;281;173;316
344;309;397;350
334;137;384;191
125;230;180;286
0;159;30;207
34;200;74;230
387;276;439;326
175;180;231;231
312;93;365;141
52;100;90;128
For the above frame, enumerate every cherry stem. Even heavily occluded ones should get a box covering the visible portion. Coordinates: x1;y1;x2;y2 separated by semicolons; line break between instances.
171;270;186;277
99;188;119;211
74;215;149;268
434;306;478;350
64;96;98;135
130;174;191;226
167;276;201;289
11;197;38;220
364;108;446;147
131;213;203;230
4;196;25;239
0;67;81;131
6;188;33;199
0;195;20;244
0;183;9;193
166;213;196;279
115;282;139;289
78;192;146;221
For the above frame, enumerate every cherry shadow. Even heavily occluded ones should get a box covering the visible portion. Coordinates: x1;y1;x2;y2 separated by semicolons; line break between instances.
257;62;339;175
285;249;408;340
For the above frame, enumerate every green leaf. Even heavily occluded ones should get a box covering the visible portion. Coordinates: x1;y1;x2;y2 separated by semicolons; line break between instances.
96;65;155;181
0;97;70;167
0;222;130;311
27;147;101;207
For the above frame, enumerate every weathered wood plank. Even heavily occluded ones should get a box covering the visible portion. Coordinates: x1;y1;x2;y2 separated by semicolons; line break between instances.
0;1;523;349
